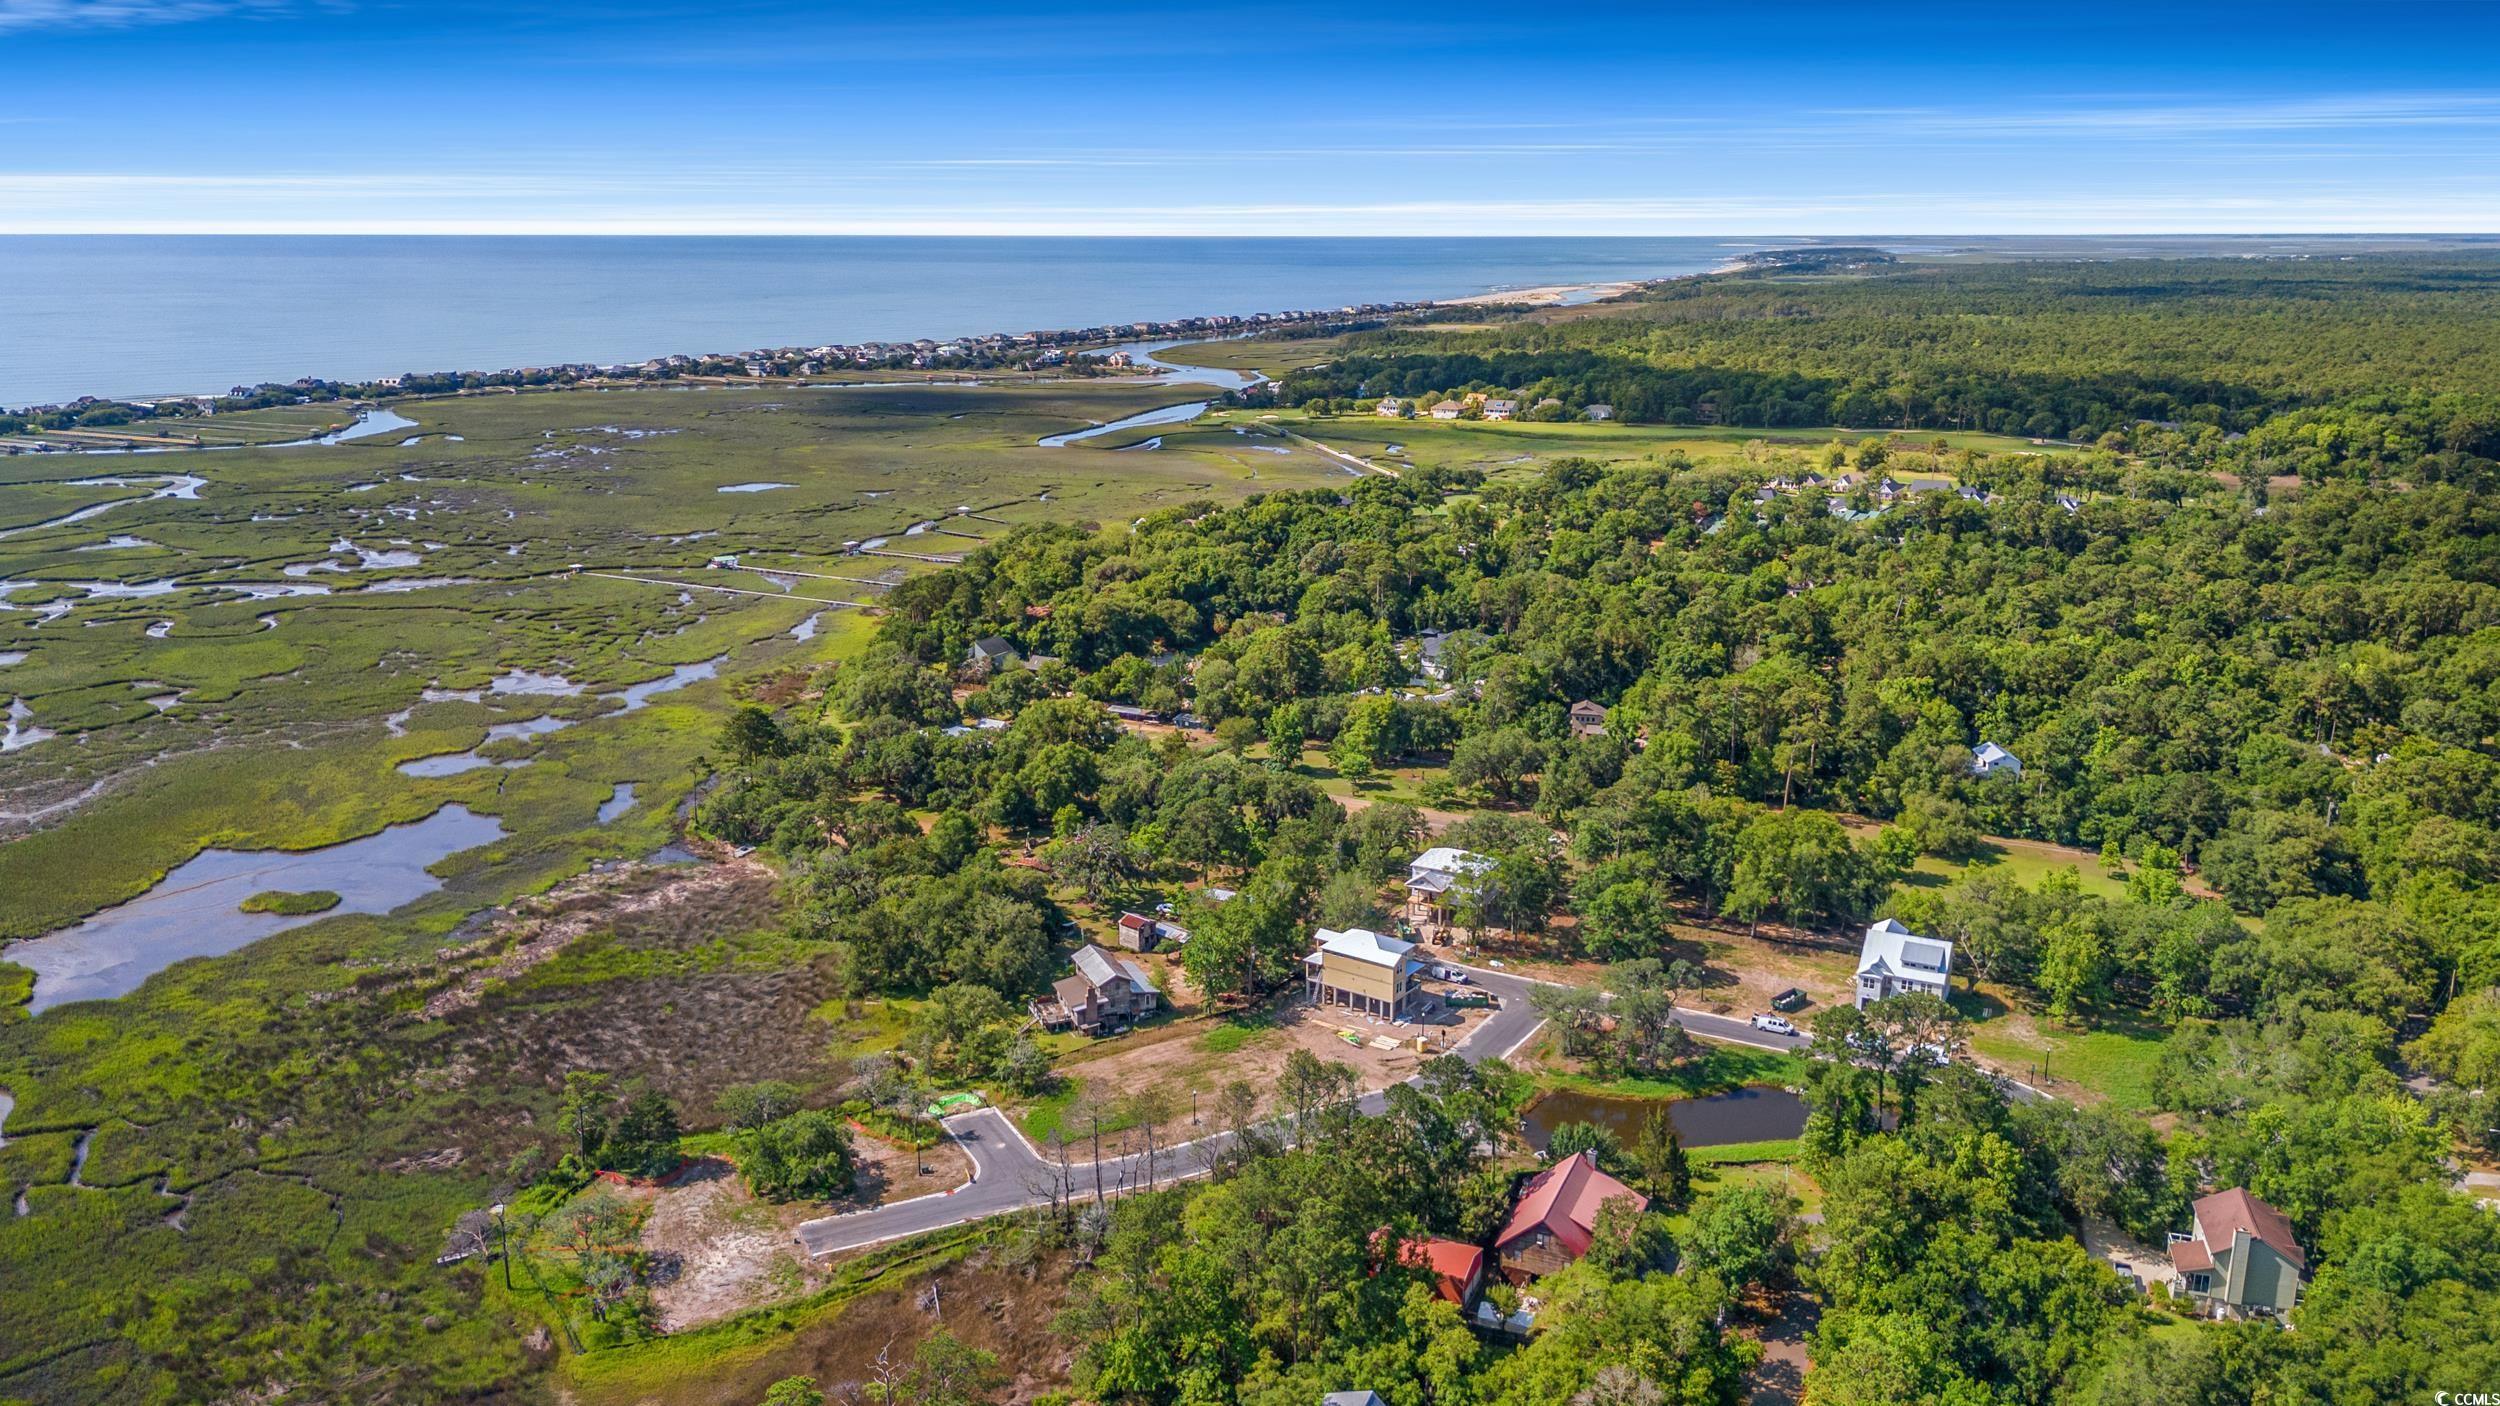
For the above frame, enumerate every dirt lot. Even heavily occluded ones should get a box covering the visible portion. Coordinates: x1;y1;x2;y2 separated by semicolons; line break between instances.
851;1129;971;1205
640;1159;827;1331
1031;985;1495;1128
617;1243;1080;1406
634;1130;974;1332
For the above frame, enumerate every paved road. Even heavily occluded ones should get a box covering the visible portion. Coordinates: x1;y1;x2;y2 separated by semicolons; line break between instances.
795;963;1548;1257
790;964;2003;1258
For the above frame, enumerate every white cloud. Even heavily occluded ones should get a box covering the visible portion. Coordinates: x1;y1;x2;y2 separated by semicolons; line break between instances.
0;0;293;32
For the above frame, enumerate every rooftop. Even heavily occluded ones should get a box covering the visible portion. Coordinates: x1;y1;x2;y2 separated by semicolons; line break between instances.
1411;846;1493;878
1497;1150;1648;1256
1857;918;1953;979
2194;1187;2306;1269
1071;944;1158;994
1307;926;1418;971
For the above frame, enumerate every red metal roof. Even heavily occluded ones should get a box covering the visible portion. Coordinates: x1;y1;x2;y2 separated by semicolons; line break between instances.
2194;1187;2305;1269
1495;1151;1649;1259
1400;1236;1485;1302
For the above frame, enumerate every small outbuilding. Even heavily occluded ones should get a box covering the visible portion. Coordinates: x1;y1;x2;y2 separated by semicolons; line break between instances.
1970;741;2022;777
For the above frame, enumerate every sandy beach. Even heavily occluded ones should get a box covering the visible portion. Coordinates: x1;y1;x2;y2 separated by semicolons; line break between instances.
1434;280;1644;307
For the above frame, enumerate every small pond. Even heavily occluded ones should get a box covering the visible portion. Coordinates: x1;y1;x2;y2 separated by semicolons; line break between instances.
10;804;506;1012
1519;1084;1808;1153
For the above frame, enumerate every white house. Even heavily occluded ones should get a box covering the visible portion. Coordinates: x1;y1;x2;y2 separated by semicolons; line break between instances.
1406;846;1493;923
1854;918;1953;1006
1970;741;2022;777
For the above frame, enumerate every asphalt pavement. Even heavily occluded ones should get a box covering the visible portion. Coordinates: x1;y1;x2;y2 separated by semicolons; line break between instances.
795;962;1550;1256
790;962;1937;1259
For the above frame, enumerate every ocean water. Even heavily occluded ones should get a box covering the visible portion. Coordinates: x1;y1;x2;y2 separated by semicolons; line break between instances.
0;235;1764;406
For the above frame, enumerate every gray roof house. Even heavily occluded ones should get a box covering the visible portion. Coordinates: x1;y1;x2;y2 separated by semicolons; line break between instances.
966;636;1019;671
1854;918;1953;1006
1413;630;1453;681
1034;945;1161;1035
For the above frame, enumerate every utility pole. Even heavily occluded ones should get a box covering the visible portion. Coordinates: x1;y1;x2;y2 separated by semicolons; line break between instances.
1090;1113;1104;1207
490;1203;511;1290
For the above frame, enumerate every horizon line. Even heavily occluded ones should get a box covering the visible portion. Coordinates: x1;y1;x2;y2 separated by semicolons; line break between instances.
5;227;2500;238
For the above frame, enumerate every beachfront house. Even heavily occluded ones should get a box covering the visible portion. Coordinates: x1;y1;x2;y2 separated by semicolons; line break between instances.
1430;400;1465;420
1303;926;1424;1019
1406;846;1494;925
1970;741;2022;777
1494;1150;1649;1283
1033;944;1160;1035
1854;918;1954;1006
1481;398;1519;421
1376;397;1406;418
1582;404;1614;421
2170;1188;2305;1317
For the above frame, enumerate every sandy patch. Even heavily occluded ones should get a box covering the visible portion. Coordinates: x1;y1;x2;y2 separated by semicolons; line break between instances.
641;1159;826;1331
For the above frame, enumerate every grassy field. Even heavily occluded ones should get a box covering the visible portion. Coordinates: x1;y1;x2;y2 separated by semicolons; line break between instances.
1531;1042;1815;1101
1202;406;2056;478
1960;997;2173;1112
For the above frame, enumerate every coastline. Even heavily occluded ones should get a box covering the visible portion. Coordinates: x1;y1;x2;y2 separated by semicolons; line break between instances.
2;236;1759;423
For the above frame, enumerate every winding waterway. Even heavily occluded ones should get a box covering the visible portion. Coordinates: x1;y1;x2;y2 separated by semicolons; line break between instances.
9;804;507;1012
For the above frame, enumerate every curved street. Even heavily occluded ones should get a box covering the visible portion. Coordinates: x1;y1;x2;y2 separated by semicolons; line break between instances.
793;962;1815;1257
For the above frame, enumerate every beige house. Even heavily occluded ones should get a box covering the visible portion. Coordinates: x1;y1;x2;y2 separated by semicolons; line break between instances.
1303;926;1422;1019
2171;1187;2304;1317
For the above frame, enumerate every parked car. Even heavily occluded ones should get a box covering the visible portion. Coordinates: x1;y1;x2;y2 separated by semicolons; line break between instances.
1749;1013;1799;1036
1770;987;1809;1012
1435;965;1471;983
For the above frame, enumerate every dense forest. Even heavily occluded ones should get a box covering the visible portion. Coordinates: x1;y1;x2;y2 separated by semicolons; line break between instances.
690;360;2500;1399
1274;257;2500;485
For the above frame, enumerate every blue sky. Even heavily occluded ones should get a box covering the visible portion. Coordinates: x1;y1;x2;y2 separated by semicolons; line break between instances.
4;0;2499;233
